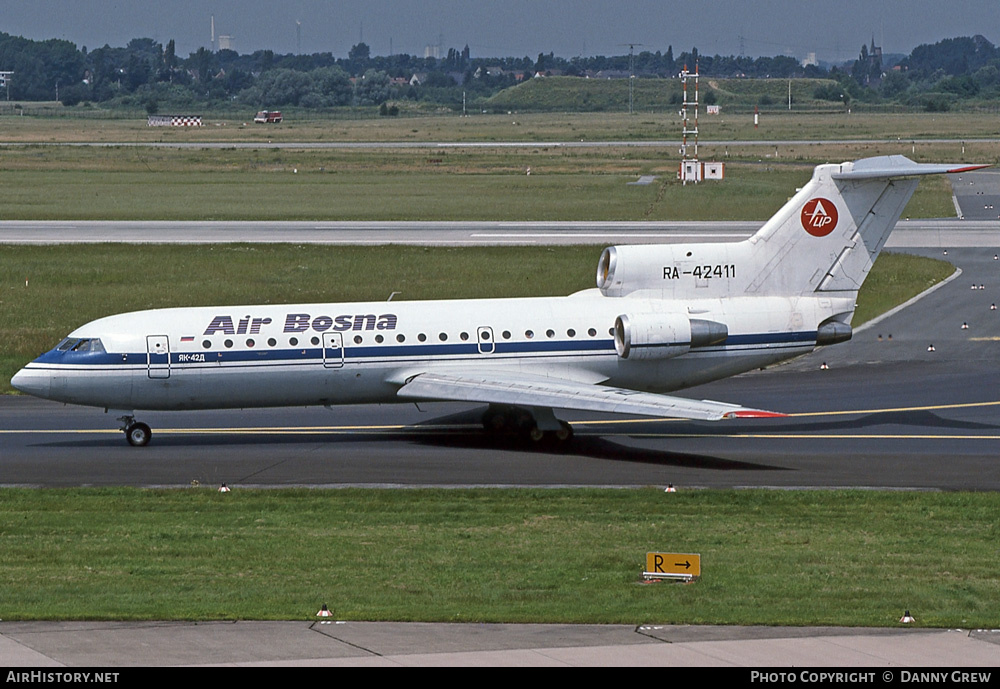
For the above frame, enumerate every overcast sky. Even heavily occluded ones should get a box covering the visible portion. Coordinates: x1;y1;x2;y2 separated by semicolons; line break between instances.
3;0;998;63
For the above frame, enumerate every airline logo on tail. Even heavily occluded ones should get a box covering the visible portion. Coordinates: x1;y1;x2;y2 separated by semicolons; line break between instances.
801;198;838;237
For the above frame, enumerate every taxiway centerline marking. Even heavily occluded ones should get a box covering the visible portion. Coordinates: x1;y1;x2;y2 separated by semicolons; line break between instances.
4;400;999;436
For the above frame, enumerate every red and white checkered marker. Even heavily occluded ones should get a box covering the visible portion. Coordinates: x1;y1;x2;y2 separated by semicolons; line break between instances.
316;604;332;617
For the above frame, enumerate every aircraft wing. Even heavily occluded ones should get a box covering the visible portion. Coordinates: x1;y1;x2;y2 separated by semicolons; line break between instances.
396;371;784;422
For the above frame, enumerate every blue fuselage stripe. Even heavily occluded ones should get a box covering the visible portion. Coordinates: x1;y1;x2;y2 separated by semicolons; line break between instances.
28;331;819;370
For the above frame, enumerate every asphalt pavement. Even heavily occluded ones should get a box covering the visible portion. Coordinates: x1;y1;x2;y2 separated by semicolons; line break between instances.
2;621;998;667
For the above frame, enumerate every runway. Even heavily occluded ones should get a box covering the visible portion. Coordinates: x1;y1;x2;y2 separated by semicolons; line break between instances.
1;218;999;246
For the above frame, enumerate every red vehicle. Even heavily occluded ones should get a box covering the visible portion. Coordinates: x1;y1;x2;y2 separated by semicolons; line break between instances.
253;110;283;123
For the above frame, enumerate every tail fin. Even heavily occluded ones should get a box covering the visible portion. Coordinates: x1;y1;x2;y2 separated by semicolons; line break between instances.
596;156;987;301
745;155;986;297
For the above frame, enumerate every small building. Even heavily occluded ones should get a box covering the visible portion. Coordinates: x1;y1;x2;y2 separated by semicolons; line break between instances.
679;160;725;183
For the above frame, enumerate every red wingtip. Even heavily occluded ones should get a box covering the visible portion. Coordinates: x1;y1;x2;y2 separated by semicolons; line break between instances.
947;164;992;174
728;410;788;419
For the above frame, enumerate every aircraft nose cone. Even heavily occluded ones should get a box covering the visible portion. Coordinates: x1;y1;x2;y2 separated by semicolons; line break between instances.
11;367;50;399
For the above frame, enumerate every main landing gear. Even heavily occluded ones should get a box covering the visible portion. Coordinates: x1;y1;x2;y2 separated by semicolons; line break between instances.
481;404;574;444
116;413;152;447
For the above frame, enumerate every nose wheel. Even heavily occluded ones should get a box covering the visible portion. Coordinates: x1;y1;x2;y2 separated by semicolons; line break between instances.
117;414;152;446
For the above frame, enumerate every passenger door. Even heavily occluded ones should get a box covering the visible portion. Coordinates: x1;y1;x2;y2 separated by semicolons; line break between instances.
146;335;170;379
323;332;344;368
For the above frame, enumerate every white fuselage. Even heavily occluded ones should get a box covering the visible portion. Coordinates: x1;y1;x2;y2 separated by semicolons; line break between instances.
13;288;841;413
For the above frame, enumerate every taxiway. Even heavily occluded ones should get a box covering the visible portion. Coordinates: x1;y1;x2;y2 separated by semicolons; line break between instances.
4;247;1000;490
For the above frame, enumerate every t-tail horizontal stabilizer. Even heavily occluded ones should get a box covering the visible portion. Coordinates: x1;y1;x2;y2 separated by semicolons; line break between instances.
831;156;989;180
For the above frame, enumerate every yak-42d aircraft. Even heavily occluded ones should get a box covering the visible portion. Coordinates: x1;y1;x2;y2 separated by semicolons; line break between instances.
12;155;988;446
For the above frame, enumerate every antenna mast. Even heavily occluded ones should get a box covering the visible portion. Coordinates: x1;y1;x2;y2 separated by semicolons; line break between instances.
678;61;724;185
618;43;643;115
679;62;699;183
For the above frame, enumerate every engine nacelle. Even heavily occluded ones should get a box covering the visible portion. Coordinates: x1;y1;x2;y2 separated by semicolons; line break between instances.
597;244;741;297
614;313;728;360
816;318;853;346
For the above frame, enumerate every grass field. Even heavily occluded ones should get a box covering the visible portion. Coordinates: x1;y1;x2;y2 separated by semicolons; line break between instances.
0;156;957;221
4;101;1000;143
1;488;997;625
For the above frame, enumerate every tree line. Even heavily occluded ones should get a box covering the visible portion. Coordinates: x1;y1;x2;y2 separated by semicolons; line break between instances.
1;31;998;112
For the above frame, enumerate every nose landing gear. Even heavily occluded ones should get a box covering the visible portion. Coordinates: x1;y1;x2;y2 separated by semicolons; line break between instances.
116;413;152;447
125;422;152;447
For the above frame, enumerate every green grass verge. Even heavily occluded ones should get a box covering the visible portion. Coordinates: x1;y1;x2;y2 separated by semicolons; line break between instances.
5;108;1000;143
851;252;956;326
0;161;955;221
1;245;952;393
1;487;996;625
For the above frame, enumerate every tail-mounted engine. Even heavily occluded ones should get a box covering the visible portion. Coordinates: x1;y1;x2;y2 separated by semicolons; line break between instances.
614;313;728;360
596;244;741;297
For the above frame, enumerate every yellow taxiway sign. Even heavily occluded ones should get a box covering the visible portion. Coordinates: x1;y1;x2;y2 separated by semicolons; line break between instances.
644;552;701;580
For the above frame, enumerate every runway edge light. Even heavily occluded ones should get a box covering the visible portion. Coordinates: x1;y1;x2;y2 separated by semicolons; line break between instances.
900;610;915;623
317;604;332;617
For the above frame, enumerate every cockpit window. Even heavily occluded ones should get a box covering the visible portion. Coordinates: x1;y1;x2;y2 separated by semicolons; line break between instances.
76;339;104;353
56;338;105;354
